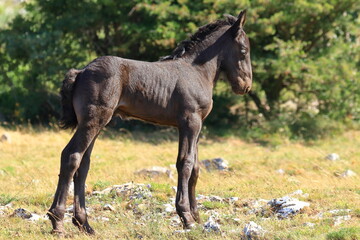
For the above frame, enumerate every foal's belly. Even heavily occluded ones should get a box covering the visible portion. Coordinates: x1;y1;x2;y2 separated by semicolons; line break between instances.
115;94;178;127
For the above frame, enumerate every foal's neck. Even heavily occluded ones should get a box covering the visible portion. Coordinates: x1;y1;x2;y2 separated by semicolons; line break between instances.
185;28;229;85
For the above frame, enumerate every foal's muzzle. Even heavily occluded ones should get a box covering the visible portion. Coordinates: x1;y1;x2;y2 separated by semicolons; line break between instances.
233;77;252;95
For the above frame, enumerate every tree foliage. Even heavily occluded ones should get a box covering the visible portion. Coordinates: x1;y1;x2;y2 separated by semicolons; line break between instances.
0;0;359;138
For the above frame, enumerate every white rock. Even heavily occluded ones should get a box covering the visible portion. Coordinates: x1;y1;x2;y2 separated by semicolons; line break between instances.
268;196;310;219
333;215;351;226
341;169;357;177
276;169;285;175
289;189;309;198
0;133;11;143
28;213;43;221
111;182;152;200
228;197;239;203
169;197;176;204
289;189;303;196
196;194;209;201
174;229;191;234
209;195;223;202
243;221;266;240
94;216;110;222
13;208;32;219
326;153;340;161
0;203;12;210
103;204;115;211
92;186;112;195
328;209;351;215
163;203;176;213
201;158;229;171
205;210;221;219
135;166;173;179
203;216;221;232
169;216;182;227
246;199;269;215
303;222;315;228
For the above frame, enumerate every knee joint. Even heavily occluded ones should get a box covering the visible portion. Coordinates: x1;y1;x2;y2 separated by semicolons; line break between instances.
177;157;194;171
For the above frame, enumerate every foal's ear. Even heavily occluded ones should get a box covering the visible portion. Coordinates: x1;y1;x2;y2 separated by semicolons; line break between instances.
230;10;247;37
238;10;247;28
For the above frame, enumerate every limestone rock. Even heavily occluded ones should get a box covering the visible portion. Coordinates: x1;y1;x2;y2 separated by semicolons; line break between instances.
135;166;173;179
163;203;176;213
203;216;221;232
94;182;152;200
12;208;47;221
341;169;357;177
326;153;340;161
103;204;115;211
303;222;315;228
13;208;32;219
268;196;310;219
201;158;229;171
242;221;266;240
333;215;351;226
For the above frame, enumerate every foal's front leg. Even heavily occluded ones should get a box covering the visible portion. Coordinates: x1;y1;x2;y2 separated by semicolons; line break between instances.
188;147;200;223
176;113;202;229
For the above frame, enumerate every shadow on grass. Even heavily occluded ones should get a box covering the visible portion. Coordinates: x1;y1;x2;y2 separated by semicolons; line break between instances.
1;116;343;148
0;119;284;147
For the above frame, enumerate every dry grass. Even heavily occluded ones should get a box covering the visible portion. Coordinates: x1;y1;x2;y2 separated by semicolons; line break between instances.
0;126;359;239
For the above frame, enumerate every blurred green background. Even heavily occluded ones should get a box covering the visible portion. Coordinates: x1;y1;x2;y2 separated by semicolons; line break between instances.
0;0;359;140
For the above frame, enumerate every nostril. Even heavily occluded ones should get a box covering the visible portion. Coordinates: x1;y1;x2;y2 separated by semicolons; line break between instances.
245;86;250;93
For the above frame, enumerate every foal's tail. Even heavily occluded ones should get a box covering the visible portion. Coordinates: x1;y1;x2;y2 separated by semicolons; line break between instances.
59;68;81;130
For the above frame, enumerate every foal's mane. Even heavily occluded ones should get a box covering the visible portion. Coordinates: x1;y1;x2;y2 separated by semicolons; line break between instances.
160;15;237;61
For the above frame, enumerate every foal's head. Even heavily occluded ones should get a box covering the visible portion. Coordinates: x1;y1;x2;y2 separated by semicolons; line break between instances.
222;10;252;95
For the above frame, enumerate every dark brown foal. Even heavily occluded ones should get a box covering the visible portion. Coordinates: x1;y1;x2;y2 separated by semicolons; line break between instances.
48;10;252;234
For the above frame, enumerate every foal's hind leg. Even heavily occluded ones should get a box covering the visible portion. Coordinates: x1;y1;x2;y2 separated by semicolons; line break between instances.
48;124;101;235
72;139;97;234
176;113;202;229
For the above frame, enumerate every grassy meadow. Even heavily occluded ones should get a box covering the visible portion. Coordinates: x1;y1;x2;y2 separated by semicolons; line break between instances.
0;126;360;239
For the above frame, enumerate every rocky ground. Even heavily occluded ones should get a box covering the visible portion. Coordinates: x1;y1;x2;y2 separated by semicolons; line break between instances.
0;156;356;239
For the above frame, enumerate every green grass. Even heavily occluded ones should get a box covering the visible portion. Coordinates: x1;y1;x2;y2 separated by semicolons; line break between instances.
202;201;229;209
326;227;360;240
0;127;359;239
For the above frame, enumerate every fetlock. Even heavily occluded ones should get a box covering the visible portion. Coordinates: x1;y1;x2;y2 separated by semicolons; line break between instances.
47;208;65;234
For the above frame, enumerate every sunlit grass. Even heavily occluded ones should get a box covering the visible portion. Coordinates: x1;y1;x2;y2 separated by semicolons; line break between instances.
0;127;359;239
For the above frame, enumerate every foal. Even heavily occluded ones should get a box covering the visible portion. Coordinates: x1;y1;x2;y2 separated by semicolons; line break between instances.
48;10;252;234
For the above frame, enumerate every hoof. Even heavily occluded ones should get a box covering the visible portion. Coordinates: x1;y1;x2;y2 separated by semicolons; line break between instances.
50;229;65;237
185;222;196;229
72;218;95;235
191;210;201;224
180;212;196;229
81;224;95;235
